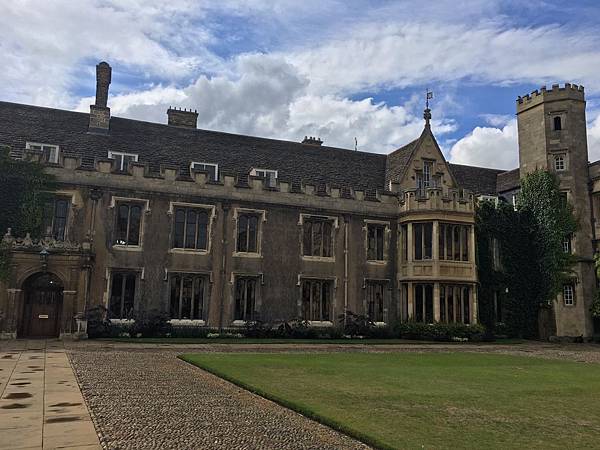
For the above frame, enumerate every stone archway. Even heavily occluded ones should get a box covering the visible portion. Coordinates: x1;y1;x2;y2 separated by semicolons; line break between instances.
20;272;64;338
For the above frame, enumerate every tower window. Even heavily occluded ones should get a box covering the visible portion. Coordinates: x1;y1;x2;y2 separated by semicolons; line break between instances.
563;284;574;306
553;116;562;131
554;155;565;172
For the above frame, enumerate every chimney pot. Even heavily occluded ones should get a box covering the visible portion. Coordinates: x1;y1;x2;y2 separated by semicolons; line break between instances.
89;61;112;132
301;136;323;146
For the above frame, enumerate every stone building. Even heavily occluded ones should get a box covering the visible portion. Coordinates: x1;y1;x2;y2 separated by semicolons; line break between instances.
0;62;595;338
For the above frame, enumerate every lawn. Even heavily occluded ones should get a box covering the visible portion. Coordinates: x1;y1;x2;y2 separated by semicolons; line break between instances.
181;352;600;449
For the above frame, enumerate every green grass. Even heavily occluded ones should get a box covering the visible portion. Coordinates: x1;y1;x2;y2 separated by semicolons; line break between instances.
181;352;600;450
100;337;523;345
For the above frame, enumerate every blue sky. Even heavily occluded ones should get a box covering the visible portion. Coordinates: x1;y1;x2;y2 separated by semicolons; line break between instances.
2;0;600;169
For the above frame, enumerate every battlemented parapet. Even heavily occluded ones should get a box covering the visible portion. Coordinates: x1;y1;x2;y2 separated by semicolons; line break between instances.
516;83;585;113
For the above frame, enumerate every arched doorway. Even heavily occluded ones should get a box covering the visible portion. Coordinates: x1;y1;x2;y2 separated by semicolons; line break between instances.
20;273;63;338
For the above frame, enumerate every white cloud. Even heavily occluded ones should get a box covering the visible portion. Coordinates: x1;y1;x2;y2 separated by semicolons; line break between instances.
449;119;518;169
588;112;600;162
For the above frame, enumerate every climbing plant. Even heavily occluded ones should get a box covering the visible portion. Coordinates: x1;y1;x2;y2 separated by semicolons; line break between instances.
476;170;577;338
0;146;56;281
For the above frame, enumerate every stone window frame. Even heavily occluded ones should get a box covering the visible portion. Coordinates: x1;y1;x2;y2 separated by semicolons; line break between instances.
438;222;471;262
167;202;216;255
362;278;391;325
550;110;567;132
298;213;339;262
413;222;433;261
40;189;81;242
297;275;337;326
439;284;471;324
563;283;575;306
108;151;139;171
190;161;219;182
26;141;60;164
232;208;267;258
363;219;391;264
166;271;210;324
109;196;151;251
104;267;144;322
229;272;264;326
554;154;566;172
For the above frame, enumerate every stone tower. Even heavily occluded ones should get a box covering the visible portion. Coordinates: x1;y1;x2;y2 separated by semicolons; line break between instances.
517;84;595;337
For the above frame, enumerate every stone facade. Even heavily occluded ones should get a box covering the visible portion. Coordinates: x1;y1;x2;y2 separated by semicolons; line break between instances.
0;62;596;338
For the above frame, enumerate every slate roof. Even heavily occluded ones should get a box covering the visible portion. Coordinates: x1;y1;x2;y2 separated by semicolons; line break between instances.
0;100;518;197
496;168;520;193
447;163;506;196
0;101;388;192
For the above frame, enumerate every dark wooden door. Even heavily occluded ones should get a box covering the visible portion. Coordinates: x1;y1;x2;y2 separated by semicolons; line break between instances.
23;273;63;338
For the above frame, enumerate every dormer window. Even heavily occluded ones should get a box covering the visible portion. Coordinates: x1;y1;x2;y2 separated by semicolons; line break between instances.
26;142;59;164
191;162;218;181
553;116;562;131
108;151;138;171
251;168;278;187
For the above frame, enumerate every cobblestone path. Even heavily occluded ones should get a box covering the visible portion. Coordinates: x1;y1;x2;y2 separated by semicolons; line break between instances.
69;349;369;450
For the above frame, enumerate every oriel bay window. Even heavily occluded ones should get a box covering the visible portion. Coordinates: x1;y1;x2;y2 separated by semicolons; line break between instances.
439;223;470;261
236;214;259;253
302;279;332;321
109;272;136;319
234;277;258;321
303;216;334;258
439;285;470;324
413;222;433;260
367;223;386;261
366;281;386;322
169;273;206;320
173;207;209;250
414;284;434;323
115;202;143;246
43;197;70;240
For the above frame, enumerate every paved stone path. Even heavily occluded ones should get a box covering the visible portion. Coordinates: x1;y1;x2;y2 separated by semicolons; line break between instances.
0;340;100;450
69;347;369;450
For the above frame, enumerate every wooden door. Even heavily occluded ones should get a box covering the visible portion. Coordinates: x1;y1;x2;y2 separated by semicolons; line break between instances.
23;273;63;338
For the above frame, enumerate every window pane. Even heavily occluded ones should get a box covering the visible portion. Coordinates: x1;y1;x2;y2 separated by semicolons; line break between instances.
440;286;446;323
234;279;244;320
446;225;453;260
414;224;423;260
181;276;193;319
367;226;376;260
116;204;129;245
123;274;136;318
185;209;197;249
53;199;69;240
461;226;469;261
193;277;203;320
248;216;258;252
463;287;470;324
197;212;208;250
312;281;321;321
453;226;460;260
447;287;454;322
303;221;312;256
128;205;141;245
170;275;181;319
246;279;255;321
312;221;322;256
323;221;332;257
376;227;384;260
113;154;123;171
174;209;185;248
321;282;330;321
302;281;311;320
109;273;123;318
237;216;248;252
424;223;432;259
415;285;424;322
425;284;433;323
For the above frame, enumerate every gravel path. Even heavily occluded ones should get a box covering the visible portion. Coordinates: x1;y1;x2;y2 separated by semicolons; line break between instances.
69;348;369;450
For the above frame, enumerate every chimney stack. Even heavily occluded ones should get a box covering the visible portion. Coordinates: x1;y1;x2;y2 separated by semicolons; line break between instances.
301;136;323;146
89;61;112;132
167;107;199;128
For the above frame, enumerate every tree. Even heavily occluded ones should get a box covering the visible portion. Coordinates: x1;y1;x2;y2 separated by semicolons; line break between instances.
0;146;56;280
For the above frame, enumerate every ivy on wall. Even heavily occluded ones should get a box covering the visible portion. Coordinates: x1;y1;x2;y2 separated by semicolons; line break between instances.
0;146;56;281
477;170;577;338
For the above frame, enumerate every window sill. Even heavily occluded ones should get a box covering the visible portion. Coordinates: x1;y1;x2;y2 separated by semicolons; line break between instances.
169;248;209;255
112;245;143;252
110;319;135;324
301;256;335;262
366;260;387;265
169;319;206;326
233;252;262;258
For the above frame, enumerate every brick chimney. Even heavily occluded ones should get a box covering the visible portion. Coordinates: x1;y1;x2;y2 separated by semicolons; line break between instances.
301;136;323;146
89;62;111;132
167;107;198;128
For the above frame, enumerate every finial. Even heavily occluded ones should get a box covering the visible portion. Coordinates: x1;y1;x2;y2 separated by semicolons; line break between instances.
424;89;433;127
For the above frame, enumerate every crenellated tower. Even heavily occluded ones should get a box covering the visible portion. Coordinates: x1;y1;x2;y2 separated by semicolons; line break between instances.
517;84;595;337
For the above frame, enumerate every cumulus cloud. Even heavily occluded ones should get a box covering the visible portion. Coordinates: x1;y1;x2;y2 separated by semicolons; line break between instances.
588;113;600;162
449;119;518;169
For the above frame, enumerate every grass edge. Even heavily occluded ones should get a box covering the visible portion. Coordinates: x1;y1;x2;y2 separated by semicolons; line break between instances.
178;354;395;450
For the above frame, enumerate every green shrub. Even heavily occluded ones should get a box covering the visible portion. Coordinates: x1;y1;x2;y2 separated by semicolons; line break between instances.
85;304;111;338
394;322;485;341
130;309;172;337
170;325;212;338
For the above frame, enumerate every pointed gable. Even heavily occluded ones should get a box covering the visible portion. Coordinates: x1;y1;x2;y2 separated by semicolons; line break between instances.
385;126;458;192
